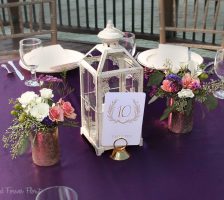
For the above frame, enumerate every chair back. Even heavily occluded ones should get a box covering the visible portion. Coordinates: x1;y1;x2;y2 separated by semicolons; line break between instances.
159;0;224;50
0;0;57;56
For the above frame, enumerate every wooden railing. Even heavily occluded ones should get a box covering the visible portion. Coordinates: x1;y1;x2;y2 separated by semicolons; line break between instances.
1;0;223;46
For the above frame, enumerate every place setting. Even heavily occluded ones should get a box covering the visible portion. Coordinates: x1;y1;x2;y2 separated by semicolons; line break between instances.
19;42;84;74
0;38;85;88
137;43;204;70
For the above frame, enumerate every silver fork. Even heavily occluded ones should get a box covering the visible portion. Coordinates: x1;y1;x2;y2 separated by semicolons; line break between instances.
1;64;14;75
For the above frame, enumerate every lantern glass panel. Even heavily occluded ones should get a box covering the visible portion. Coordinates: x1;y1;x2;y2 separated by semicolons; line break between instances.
100;75;120;102
124;73;141;92
82;104;97;143
83;48;102;70
102;53;135;72
83;70;96;106
81;68;97;143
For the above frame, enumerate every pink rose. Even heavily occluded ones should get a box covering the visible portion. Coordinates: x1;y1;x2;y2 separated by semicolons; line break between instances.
60;100;77;119
182;73;192;88
49;105;64;122
182;73;200;90
161;80;173;92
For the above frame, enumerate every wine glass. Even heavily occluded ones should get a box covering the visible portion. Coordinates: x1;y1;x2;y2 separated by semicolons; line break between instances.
119;32;136;56
19;38;42;87
213;49;224;99
35;186;78;200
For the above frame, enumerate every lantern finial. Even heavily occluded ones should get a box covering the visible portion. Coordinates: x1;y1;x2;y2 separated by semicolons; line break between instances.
98;20;123;45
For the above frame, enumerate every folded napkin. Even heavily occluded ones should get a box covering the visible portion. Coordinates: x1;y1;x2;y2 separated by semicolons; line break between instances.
37;44;75;70
157;44;188;71
21;44;84;73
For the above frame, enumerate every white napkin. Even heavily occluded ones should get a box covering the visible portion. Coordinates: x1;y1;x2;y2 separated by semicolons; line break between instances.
157;44;188;71
38;44;75;70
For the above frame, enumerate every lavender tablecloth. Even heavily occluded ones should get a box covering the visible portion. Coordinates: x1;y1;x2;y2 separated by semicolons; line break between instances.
0;58;224;200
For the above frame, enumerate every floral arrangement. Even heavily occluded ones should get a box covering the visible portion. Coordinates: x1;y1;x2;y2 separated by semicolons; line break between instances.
3;75;77;159
146;60;224;120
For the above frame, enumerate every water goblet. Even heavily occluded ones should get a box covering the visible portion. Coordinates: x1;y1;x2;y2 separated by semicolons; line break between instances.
213;49;224;99
19;38;42;87
35;186;78;200
119;32;136;56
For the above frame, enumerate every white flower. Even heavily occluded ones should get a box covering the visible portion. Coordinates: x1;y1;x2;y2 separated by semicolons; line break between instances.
170;65;181;74
24;97;43;114
34;96;43;104
40;88;54;99
166;59;181;74
187;60;203;77
29;102;50;122
177;89;195;98
18;91;38;107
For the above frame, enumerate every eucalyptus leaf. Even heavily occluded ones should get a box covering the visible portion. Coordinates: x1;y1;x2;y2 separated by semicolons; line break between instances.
148;95;158;104
204;94;218;111
147;71;165;87
160;105;175;121
185;99;193;116
17;136;30;156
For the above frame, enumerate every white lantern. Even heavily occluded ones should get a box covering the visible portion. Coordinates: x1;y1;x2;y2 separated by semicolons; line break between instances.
79;21;143;155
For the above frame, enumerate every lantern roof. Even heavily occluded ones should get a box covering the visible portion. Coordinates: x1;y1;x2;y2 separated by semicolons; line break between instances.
81;44;142;75
80;20;142;75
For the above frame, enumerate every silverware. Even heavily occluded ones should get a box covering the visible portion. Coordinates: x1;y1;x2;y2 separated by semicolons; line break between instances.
1;64;14;75
7;61;24;80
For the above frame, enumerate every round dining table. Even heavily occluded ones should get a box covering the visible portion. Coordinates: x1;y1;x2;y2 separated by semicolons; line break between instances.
0;56;224;200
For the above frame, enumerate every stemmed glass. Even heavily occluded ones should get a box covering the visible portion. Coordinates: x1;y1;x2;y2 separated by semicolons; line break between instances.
119;32;136;56
35;186;78;200
19;38;42;87
213;49;224;99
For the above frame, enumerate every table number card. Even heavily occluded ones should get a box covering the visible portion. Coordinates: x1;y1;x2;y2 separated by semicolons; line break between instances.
102;92;146;146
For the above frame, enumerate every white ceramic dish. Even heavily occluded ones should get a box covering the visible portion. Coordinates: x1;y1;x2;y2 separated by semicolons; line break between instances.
137;48;203;70
19;49;84;73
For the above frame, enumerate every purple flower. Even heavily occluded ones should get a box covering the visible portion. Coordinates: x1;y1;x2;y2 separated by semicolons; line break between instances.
38;75;63;83
190;82;201;90
166;74;182;83
42;116;55;126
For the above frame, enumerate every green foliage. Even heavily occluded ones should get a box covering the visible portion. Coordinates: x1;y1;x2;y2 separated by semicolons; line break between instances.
185;98;193;116
160;104;175;121
147;71;165;87
204;94;218;111
2;116;56;159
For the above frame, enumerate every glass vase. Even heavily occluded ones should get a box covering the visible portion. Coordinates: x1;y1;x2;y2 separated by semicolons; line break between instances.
167;98;194;134
31;127;60;166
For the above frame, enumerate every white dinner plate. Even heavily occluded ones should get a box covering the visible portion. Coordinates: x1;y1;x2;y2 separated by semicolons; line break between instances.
137;48;203;70
19;49;84;73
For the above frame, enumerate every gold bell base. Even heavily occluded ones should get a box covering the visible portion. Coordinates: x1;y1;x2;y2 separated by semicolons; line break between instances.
110;147;130;161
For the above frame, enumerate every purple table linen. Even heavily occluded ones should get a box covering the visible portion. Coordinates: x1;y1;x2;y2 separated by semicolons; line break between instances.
0;58;224;200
